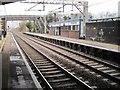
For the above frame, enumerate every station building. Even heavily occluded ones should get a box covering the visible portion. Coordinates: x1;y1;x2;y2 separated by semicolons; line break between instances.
48;18;86;39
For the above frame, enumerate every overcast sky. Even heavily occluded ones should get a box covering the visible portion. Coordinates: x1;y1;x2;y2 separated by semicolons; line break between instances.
0;0;119;15
1;0;119;29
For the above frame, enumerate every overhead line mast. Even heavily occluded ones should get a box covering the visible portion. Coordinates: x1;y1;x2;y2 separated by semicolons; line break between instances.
21;0;88;35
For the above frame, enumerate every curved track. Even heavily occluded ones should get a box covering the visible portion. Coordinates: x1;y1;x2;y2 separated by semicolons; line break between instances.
13;32;120;89
22;33;120;88
14;33;93;90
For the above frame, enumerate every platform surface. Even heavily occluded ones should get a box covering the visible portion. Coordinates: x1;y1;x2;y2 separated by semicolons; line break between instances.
0;36;6;52
1;32;39;89
25;32;120;53
0;35;7;89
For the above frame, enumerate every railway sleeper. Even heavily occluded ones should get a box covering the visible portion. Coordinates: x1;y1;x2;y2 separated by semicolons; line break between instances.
116;77;120;79
110;82;118;86
91;65;104;68
35;60;50;64
103;69;116;73
42;70;61;75
110;73;120;76
44;73;65;78
37;65;55;69
35;63;52;66
83;61;94;64
48;78;70;83
34;62;50;65
33;59;48;62
40;67;58;71
87;63;98;66
52;82;77;89
97;67;109;70
79;59;89;62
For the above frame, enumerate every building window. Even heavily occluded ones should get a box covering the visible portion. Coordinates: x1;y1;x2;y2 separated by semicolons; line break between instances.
73;25;75;30
75;25;79;31
68;26;71;30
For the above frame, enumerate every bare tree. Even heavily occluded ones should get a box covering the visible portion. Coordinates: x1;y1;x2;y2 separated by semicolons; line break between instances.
99;11;117;18
19;22;27;32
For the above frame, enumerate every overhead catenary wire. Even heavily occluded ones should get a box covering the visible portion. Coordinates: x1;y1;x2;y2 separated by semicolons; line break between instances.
24;3;40;15
89;0;115;7
65;0;116;15
22;0;117;15
27;4;39;11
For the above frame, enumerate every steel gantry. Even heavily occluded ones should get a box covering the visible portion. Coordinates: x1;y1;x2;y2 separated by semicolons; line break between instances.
21;0;88;18
21;0;88;35
0;0;24;5
0;15;42;33
21;0;83;5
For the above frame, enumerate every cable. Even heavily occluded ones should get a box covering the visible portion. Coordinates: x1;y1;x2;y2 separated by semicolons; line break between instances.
27;3;39;11
24;3;39;15
89;0;115;7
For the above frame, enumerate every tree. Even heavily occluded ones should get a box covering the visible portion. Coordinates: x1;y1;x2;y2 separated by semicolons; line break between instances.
99;11;117;18
26;21;33;32
46;12;60;23
46;13;54;23
88;12;94;19
63;16;68;20
19;22;26;32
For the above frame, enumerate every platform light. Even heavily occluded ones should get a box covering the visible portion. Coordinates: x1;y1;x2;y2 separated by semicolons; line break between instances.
93;27;96;30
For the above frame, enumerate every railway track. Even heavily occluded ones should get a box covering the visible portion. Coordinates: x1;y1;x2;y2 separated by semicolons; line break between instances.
14;33;93;90
20;33;120;89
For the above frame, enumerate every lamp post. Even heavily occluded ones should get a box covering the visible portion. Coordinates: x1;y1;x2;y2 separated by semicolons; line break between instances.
79;18;81;39
83;1;88;39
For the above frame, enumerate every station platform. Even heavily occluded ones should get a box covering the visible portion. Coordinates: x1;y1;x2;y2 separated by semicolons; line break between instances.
24;32;120;64
0;36;7;90
0;32;42;89
25;32;120;53
0;37;6;52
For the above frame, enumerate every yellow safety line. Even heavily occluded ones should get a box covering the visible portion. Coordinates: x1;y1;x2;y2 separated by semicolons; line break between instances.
0;33;8;53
